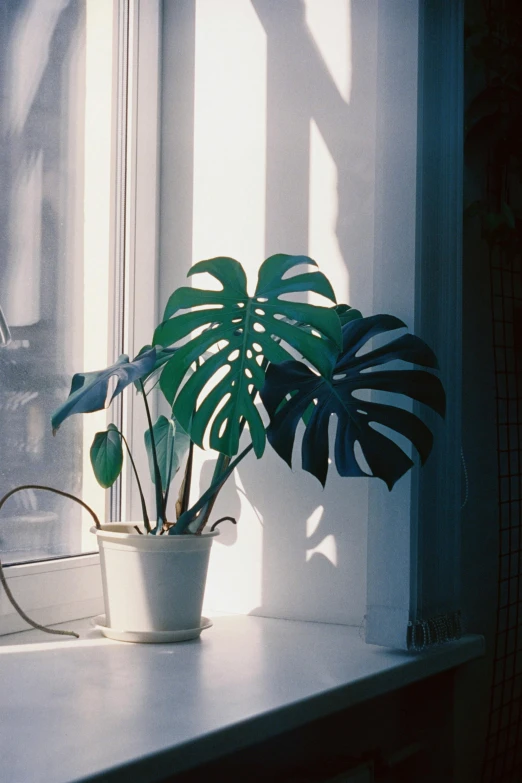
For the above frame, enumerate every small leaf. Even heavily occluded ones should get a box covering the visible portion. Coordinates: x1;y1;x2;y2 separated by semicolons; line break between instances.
90;428;124;489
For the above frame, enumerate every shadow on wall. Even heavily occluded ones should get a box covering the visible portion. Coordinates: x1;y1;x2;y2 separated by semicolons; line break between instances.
243;0;376;624
251;0;376;310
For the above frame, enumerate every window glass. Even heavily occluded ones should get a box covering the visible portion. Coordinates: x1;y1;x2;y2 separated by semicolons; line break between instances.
0;0;116;564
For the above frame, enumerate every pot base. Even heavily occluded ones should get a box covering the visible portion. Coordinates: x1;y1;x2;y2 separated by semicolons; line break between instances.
92;614;213;644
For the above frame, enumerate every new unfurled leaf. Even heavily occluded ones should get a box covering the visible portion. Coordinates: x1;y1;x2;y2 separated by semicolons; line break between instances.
144;415;190;489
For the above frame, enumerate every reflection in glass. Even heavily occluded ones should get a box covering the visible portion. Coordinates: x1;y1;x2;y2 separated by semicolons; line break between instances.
0;1;115;564
0;306;11;346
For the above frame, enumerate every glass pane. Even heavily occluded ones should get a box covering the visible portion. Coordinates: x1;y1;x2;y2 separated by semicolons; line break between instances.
0;1;117;564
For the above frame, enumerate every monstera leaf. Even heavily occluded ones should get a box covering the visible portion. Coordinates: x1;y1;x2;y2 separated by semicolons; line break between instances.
153;255;342;458
261;314;446;489
51;349;157;433
144;415;190;489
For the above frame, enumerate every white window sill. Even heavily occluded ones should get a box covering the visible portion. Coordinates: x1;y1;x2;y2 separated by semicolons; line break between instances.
0;554;103;636
0;614;484;783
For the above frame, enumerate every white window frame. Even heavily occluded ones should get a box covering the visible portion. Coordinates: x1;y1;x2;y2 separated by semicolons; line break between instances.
365;0;464;649
0;0;161;637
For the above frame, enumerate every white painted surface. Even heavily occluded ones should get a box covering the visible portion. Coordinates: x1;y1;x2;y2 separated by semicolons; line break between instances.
96;525;217;632
0;554;103;636
81;0;116;542
364;0;420;649
0;614;483;783
122;0;162;525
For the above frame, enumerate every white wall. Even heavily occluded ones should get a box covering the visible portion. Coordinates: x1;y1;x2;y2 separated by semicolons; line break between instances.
159;0;419;627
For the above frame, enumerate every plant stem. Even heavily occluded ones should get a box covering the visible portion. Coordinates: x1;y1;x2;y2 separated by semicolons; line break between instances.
0;484;101;639
139;379;165;532
172;443;253;535
163;439;174;512
176;439;194;519
194;366;267;532
194;452;230;532
118;430;151;533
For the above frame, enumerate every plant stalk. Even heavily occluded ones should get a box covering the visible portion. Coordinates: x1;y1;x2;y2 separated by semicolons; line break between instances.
171;443;253;535
118;430;151;533
139;379;165;532
176;439;194;519
194;452;230;533
163;435;174;512
194;364;267;533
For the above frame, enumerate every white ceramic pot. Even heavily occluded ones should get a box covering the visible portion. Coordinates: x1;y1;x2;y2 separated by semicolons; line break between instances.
92;524;218;634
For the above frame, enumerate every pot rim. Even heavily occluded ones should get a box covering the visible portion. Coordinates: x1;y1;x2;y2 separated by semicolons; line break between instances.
90;524;220;540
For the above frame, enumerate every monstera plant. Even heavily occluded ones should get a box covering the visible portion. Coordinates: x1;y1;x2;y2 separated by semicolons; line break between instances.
51;253;444;534
0;254;445;641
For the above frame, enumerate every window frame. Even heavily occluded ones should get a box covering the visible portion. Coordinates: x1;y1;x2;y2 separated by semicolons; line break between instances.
0;0;161;637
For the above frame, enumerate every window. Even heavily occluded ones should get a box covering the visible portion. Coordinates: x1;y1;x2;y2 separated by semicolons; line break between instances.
0;0;462;649
0;0;161;635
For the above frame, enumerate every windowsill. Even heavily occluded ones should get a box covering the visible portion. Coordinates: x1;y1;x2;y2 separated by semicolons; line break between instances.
0;614;484;783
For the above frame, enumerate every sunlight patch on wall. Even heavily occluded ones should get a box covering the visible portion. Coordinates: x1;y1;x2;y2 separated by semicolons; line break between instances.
306;505;324;538
304;0;352;104
306;534;338;568
192;0;267;612
192;0;267;289
203;467;263;615
308;118;349;304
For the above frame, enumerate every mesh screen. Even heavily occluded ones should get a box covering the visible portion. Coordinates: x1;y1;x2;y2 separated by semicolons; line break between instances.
475;0;522;776
481;251;522;782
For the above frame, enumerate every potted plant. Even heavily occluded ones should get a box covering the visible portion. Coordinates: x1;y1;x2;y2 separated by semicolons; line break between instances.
0;254;445;642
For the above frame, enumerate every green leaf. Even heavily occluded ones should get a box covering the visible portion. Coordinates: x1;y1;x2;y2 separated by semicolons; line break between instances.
52;349;157;433
144;416;190;489
153;255;341;458
90;428;124;489
261;314;445;490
